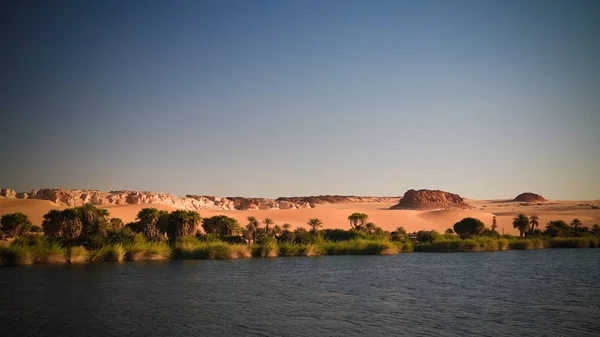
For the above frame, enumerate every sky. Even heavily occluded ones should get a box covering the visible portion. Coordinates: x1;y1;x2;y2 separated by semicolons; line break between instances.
1;0;599;200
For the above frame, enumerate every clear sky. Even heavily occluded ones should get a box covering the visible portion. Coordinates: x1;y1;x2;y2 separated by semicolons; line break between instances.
1;0;599;199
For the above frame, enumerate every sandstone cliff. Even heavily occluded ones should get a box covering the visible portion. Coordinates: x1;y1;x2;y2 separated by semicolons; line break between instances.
390;189;471;210
0;188;398;211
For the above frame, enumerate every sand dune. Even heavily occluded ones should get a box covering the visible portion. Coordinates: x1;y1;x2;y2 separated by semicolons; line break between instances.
1;199;598;236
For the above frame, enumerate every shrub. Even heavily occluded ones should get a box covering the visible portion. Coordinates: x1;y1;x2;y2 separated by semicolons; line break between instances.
549;237;599;248
0;212;32;237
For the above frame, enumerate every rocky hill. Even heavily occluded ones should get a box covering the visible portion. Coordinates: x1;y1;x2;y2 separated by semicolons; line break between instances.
0;188;398;211
514;192;547;202
390;189;471;210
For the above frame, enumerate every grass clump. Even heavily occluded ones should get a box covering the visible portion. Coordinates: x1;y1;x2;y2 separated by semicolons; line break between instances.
0;246;33;266
68;246;88;263
125;241;172;261
174;236;250;259
318;240;401;255
549;237;599;248
508;239;546;250
91;244;126;262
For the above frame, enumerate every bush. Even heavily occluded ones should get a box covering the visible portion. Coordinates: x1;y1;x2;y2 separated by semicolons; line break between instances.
0;212;32;237
453;217;485;239
174;237;250;259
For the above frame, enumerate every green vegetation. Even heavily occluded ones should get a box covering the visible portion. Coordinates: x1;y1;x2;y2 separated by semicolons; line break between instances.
453;217;485;239
2;208;599;267
1;212;33;237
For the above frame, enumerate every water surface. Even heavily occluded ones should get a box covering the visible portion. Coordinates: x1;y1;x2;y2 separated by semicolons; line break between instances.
1;249;599;336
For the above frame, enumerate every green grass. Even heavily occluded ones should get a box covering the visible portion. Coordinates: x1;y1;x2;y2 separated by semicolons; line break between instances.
174;237;251;259
0;242;68;265
0;246;33;266
318;240;402;255
549;237;600;248
68;246;88;263
416;237;541;252
91;244;126;262
125;241;172;261
507;239;547;250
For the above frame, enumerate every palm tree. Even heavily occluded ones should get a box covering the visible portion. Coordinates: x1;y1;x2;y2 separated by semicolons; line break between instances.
282;223;291;231
347;213;369;230
365;222;376;234
512;214;529;239
137;208;167;240
262;218;274;235
272;225;282;237
571;218;582;229
529;215;539;233
246;216;260;243
307;218;323;235
80;203;110;236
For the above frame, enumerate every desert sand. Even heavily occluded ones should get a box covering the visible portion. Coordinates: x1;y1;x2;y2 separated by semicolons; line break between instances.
1;198;598;236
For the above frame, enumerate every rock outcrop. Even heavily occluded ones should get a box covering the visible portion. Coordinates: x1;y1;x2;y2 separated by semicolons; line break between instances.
277;195;400;205
390;189;471;210
0;188;399;211
514;192;547;202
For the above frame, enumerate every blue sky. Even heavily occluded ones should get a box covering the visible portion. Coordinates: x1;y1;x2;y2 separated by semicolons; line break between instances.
1;0;599;199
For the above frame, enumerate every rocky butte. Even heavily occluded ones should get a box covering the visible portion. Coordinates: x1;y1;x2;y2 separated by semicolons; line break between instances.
0;188;398;211
513;192;547;202
390;189;472;210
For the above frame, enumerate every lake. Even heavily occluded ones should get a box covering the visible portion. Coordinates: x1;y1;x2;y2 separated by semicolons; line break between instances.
1;249;599;336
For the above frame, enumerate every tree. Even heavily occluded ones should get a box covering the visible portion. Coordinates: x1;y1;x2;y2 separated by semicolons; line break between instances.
0;212;32;237
445;228;455;235
347;213;369;230
592;224;600;235
365;222;376;234
571;218;582;229
391;226;408;241
60;208;84;242
201;215;240;237
491;216;497;232
453;217;485;239
272;224;282;237
109;218;124;230
79;203;110;236
529;215;539;233
169;210;201;240
279;223;294;243
293;227;311;244
245;216;260;243
136;208;169;241
307;218;323;235
262;218;274;235
414;230;439;243
512;214;530;239
544;220;570;237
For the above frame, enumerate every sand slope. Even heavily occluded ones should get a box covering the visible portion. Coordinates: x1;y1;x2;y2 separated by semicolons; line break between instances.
1;199;598;236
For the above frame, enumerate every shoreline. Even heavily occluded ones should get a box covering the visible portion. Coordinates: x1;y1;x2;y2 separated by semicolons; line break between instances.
2;237;598;267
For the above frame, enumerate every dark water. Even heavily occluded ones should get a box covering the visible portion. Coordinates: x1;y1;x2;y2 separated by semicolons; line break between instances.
1;249;599;337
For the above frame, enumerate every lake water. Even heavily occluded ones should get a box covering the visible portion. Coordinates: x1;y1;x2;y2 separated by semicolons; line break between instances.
1;249;599;336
